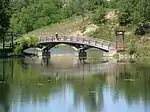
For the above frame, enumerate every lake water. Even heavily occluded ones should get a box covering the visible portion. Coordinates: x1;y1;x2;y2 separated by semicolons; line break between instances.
0;48;150;112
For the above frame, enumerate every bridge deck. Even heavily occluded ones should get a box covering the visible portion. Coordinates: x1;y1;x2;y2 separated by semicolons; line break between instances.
39;35;120;51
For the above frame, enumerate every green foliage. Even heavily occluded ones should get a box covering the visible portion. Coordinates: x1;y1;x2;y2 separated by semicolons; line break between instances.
20;37;29;48
86;1;97;11
9;0;79;34
10;0;35;13
127;39;137;56
9;0;61;33
114;0;150;35
13;35;39;55
9;0;112;34
21;35;39;47
118;10;132;26
92;7;107;25
13;44;23;55
28;35;39;46
134;21;149;35
128;47;136;56
0;0;11;38
135;23;146;35
75;0;88;20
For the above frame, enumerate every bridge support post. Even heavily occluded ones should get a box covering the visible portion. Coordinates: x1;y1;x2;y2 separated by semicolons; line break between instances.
78;50;87;62
42;50;51;58
115;30;125;51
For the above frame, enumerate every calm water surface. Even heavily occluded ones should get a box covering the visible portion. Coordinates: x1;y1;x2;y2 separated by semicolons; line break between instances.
0;48;150;112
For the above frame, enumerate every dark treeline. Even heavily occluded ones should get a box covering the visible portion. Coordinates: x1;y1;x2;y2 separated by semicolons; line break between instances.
0;0;150;39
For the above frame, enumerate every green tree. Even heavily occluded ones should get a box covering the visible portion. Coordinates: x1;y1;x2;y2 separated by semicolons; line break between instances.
114;0;150;35
10;0;36;13
92;6;106;25
0;0;11;39
75;0;88;20
9;0;60;34
118;9;132;26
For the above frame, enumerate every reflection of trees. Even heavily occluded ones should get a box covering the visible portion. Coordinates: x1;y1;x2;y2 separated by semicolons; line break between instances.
68;75;106;112
0;83;10;112
1;59;150;112
112;69;150;110
14;79;63;104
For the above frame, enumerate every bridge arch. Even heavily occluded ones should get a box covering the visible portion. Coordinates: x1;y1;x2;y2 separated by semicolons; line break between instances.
39;40;111;52
20;35;119;56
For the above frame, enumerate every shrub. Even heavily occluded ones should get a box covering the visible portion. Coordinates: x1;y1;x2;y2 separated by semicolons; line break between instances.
135;22;148;35
118;10;132;26
127;39;136;55
13;44;23;55
28;35;39;47
13;35;39;55
20;37;29;48
92;7;107;25
128;47;136;56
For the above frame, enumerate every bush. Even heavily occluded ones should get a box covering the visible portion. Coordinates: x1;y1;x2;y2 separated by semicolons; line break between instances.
118;10;132;26
92;7;107;25
128;47;136;56
20;37;29;48
135;22;148;35
13;35;39;55
13;44;23;55
28;35;39;47
127;39;136;55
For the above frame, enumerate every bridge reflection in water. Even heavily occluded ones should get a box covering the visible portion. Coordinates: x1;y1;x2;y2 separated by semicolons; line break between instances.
1;58;150;112
0;60;14;82
22;54;125;79
0;55;125;80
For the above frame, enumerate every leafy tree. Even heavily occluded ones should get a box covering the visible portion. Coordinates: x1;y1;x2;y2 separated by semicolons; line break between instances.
9;0;60;34
10;0;36;13
135;21;148;35
118;10;132;26
92;6;106;25
75;0;87;21
114;0;150;35
0;0;11;39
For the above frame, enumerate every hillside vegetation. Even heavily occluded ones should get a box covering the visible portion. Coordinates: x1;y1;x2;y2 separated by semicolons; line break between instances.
0;0;150;58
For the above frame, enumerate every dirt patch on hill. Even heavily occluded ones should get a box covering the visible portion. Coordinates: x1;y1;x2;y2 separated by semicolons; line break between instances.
71;24;98;36
105;11;118;20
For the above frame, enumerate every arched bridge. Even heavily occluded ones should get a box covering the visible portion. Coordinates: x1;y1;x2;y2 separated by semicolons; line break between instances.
0;33;124;56
39;35;120;52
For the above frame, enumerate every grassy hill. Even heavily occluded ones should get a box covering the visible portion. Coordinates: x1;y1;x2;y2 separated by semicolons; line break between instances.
12;10;150;59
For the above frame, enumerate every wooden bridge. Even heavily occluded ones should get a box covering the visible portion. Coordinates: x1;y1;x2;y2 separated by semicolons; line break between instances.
39;35;122;52
0;31;124;56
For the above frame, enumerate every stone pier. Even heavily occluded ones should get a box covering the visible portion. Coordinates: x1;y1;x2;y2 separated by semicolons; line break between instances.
38;50;51;58
78;50;87;62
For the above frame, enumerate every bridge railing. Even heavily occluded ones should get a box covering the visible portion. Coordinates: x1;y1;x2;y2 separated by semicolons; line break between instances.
39;35;117;51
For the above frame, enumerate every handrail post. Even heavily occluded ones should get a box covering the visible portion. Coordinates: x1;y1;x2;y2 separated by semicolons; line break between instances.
63;36;66;41
77;37;79;41
70;37;73;41
39;36;42;42
89;39;90;44
101;41;103;47
108;43;110;50
95;41;97;45
83;38;85;43
46;36;48;41
52;36;54;41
